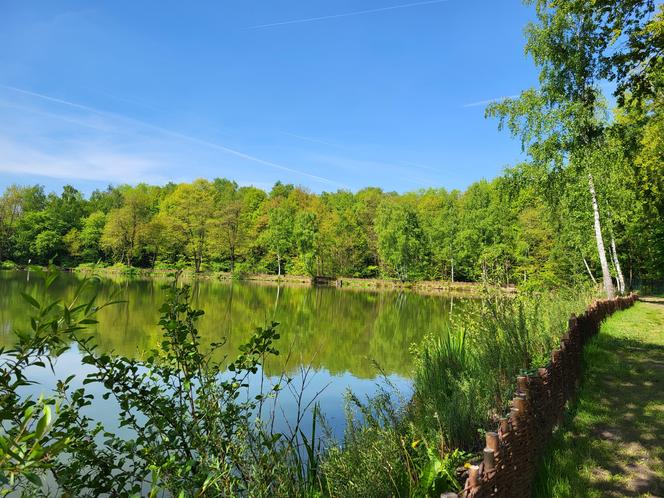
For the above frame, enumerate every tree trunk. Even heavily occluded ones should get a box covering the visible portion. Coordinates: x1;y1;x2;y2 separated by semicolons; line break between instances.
582;256;598;285
610;235;625;294
588;174;615;299
277;252;281;278
151;247;159;269
274;284;281;315
451;258;454;283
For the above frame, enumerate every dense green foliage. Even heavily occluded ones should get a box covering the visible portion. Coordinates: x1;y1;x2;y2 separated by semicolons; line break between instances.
1;160;662;287
0;268;321;497
486;0;663;295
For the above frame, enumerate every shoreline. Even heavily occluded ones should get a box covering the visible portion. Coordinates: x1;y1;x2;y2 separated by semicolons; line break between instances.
62;266;516;295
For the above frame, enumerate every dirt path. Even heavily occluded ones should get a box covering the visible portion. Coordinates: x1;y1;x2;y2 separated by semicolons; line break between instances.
533;300;664;497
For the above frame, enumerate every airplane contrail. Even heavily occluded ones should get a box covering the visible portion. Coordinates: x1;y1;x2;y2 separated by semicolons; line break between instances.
248;0;451;29
0;84;345;187
463;95;519;108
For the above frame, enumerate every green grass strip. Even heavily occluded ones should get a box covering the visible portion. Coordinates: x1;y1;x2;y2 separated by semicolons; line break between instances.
533;301;664;497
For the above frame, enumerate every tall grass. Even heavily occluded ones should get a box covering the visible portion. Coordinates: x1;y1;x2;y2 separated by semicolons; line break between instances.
320;389;413;498
317;285;597;496
411;287;595;450
412;327;487;449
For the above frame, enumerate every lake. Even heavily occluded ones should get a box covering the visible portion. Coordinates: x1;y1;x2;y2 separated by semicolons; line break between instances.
0;270;476;439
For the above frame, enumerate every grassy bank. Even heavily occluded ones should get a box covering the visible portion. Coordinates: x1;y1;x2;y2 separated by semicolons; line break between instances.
532;301;664;497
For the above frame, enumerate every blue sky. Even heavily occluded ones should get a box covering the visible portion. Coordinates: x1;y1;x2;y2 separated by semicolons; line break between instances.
0;0;539;195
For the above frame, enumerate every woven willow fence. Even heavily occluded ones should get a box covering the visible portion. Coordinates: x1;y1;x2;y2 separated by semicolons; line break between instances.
441;294;638;498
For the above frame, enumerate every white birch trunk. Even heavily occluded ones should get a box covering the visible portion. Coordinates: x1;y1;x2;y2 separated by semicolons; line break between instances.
583;256;598;285
588;174;615;299
610;236;625;293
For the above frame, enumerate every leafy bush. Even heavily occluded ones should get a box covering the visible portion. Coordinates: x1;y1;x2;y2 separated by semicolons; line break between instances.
153;261;177;271
0;267;317;497
0;266;114;493
0;260;17;270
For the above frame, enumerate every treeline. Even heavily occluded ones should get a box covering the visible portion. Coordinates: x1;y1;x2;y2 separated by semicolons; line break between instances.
1;152;662;288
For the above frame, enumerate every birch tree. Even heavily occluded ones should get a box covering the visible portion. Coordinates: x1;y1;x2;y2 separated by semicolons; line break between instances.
486;1;656;297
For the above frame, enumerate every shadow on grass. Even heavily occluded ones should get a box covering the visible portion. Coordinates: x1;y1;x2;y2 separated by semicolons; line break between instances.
533;327;664;497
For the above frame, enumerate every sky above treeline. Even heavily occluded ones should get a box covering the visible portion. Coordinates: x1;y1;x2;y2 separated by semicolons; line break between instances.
0;0;540;195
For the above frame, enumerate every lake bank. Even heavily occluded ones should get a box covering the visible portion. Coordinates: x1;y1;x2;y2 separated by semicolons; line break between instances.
62;265;516;296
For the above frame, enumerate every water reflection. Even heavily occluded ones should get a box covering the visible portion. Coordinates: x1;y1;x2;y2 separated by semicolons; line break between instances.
0;270;475;437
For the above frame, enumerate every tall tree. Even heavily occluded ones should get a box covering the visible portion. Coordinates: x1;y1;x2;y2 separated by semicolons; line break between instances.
161;180;216;272
101;185;154;266
293;210;320;277
487;1;657;296
0;186;24;262
264;203;294;278
375;200;428;281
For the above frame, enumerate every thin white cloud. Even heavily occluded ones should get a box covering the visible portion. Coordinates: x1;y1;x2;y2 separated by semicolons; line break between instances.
0;99;116;133
247;0;451;29
1;85;102;114
463;95;519;108
0;137;166;184
0;84;345;188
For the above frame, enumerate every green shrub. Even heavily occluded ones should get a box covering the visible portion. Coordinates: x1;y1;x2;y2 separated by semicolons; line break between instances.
0;267;317;497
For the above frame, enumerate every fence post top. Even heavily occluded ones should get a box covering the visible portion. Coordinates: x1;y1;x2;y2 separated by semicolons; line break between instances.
468;465;481;487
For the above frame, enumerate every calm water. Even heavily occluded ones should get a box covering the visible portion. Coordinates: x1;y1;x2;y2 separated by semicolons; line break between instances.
0;270;475;438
